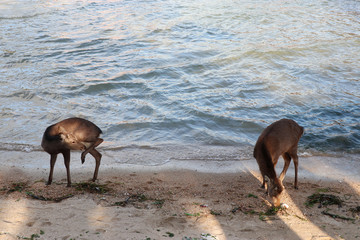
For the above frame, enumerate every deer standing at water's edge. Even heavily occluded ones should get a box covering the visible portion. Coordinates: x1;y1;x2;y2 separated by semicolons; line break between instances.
41;117;103;187
253;119;304;207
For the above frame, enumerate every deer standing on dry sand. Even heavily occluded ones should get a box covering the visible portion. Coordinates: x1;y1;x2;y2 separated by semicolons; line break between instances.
253;119;304;206
41;117;103;187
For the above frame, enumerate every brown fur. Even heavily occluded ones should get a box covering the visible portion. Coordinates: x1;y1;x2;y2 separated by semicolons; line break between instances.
41;117;103;187
253;119;304;206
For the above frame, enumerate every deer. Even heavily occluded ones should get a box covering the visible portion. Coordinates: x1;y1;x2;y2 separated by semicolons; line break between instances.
253;119;304;207
41;117;103;187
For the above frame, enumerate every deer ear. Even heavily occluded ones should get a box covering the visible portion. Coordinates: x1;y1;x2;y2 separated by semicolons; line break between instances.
58;126;71;142
59;133;66;141
58;125;67;134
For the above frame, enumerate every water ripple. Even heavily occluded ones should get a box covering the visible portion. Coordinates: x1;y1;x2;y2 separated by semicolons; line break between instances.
0;0;359;155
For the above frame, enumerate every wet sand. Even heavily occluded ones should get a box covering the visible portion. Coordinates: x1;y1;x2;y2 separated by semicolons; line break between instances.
1;151;360;240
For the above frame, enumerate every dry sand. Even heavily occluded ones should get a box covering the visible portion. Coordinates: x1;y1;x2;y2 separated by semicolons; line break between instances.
1;152;360;240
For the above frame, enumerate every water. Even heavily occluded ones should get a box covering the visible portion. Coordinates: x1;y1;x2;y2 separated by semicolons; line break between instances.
0;0;359;166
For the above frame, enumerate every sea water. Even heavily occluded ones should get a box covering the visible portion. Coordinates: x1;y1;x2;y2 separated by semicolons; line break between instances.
0;0;359;167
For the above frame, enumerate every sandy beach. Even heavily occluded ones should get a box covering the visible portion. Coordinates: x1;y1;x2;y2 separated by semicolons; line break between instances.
1;151;360;240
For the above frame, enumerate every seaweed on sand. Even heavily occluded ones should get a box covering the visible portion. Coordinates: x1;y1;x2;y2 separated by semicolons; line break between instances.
26;192;73;202
74;182;111;194
305;193;343;208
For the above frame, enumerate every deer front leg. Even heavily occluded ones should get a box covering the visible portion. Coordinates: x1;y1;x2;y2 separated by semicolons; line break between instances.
81;138;103;164
89;148;102;182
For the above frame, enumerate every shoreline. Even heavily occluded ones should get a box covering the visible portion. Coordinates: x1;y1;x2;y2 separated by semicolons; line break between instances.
2;149;360;182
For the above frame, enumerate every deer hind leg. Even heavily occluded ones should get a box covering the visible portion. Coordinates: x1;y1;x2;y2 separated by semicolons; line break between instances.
62;150;72;187
81;138;103;164
289;150;299;189
89;148;102;182
47;154;57;186
279;152;291;183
